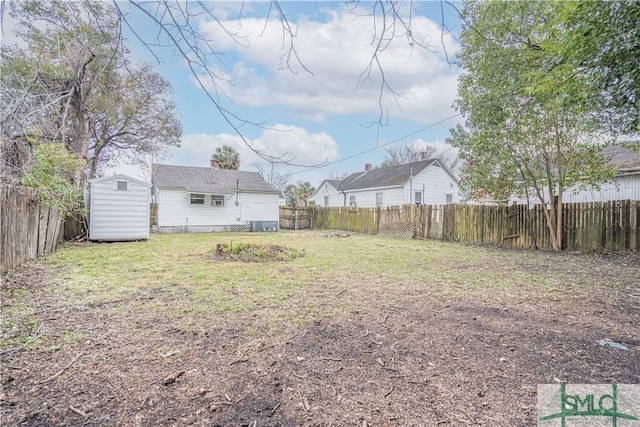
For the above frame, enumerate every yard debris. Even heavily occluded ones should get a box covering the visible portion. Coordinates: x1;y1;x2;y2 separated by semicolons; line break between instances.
208;242;305;262
298;391;311;413
324;232;351;238
270;402;281;416
37;352;83;385
68;405;88;418
597;339;629;351
162;350;180;358
162;370;185;385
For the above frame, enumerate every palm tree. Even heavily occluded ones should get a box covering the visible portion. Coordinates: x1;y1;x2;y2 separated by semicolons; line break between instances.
295;181;315;206
211;145;240;170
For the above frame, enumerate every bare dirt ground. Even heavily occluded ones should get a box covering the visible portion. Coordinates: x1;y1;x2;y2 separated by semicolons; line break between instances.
1;240;639;426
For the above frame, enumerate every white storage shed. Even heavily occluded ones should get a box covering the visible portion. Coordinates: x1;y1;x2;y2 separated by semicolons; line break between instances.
89;174;151;241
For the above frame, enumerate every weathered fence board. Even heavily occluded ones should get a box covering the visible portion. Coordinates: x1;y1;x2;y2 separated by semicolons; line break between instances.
1;185;64;273
313;200;640;252
279;206;313;230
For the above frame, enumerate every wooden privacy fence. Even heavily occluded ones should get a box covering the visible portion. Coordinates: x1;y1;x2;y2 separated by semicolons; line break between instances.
313;200;639;251
150;203;158;226
279;206;313;230
1;185;65;273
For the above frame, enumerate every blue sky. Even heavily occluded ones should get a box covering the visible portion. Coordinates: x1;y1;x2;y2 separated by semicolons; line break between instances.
9;1;464;188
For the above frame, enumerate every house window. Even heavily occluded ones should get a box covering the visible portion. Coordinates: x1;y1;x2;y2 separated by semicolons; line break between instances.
211;195;224;207
446;194;453;204
116;181;128;191
324;196;329;207
414;191;422;205
190;194;205;205
375;192;383;208
349;195;356;207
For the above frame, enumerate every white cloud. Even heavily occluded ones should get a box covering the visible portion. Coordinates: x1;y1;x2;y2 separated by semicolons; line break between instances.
198;5;460;123
166;125;339;170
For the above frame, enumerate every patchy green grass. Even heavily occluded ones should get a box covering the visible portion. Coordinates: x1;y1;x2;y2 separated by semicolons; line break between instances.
33;230;626;334
0;288;43;355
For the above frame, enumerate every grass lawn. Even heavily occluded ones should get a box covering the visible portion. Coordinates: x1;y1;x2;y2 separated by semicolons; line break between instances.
1;231;639;426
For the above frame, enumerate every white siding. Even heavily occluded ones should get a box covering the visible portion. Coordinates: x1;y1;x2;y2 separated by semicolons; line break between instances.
308;181;343;207
404;165;460;205
89;175;150;241
157;188;278;228
509;174;640;205
314;164;460;208
344;187;404;208
563;175;640;203
237;192;279;222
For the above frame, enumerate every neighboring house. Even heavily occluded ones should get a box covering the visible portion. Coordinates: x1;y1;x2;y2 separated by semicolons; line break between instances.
88;174;151;241
308;160;460;208
505;144;640;205
152;162;280;233
561;144;640;203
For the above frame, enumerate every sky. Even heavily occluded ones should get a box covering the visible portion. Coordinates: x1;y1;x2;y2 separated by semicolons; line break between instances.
5;1;464;189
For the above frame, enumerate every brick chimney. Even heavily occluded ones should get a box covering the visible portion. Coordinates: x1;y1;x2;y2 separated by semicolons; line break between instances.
365;163;372;172
210;159;221;168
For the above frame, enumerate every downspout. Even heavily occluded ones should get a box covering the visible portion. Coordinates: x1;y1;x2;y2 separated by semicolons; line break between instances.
409;167;414;204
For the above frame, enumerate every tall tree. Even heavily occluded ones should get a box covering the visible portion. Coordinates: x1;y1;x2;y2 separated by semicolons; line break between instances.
2;0;121;188
211;145;240;170
295;181;315;205
447;0;615;251
553;1;640;136
1;1;183;189
284;181;315;207
254;163;289;191
380;144;462;175
87;65;182;179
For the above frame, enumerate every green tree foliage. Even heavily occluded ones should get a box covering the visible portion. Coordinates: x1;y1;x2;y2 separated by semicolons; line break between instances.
211;145;240;170
553;1;640;135
21;142;84;215
284;181;315;207
1;1;182;188
87;65;182;179
447;0;616;251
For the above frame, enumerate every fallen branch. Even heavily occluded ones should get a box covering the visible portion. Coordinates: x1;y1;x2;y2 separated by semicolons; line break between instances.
384;386;394;398
298;390;311;413
38;352;83;385
162;370;185;385
385;307;406;317
68;405;87;418
335;289;347;298
0;322;43;357
230;357;249;365
270;402;281;416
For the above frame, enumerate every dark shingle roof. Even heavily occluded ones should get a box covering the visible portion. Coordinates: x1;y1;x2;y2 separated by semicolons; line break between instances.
339;159;438;191
152;164;278;194
326;180;342;189
603;143;640;169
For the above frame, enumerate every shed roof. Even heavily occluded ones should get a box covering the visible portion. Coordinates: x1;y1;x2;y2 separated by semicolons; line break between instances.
90;174;151;187
152;164;278;194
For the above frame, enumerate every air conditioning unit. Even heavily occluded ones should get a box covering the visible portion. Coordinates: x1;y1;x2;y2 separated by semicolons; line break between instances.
250;221;279;232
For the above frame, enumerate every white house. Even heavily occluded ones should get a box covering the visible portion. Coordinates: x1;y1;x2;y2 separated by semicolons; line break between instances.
152;162;280;233
561;145;640;203
89;174;151;241
504;144;640;205
308;160;460;208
